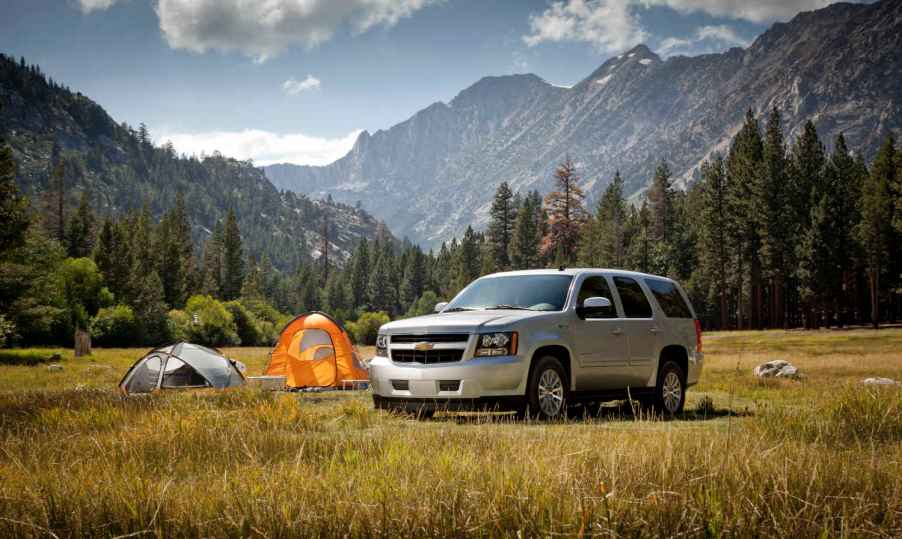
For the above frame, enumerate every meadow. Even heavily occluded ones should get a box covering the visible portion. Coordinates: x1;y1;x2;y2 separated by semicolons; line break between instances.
0;329;900;537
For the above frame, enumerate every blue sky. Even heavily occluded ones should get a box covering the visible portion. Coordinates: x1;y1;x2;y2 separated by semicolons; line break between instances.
2;0;858;166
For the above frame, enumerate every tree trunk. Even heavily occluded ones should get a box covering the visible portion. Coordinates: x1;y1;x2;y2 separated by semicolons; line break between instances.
74;328;92;357
868;270;879;330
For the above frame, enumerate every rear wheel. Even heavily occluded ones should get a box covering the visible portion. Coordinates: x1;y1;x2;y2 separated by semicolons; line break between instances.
524;356;568;420
650;361;686;417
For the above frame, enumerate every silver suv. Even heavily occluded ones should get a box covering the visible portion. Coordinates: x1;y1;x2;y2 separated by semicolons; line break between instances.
370;269;703;419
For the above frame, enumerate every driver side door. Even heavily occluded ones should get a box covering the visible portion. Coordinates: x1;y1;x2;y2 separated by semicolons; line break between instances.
571;275;630;390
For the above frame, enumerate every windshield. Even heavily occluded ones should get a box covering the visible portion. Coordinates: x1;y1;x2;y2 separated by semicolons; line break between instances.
445;274;573;312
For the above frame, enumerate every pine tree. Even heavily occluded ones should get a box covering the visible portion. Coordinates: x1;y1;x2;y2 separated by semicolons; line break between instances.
399;246;425;311
454;226;481;292
366;247;395;314
856;136;896;328
580;171;628;268
699;156;730;329
757;107;792;328
828;133;864;325
488;182;516;270
47;160;66;244
510;190;543;269
158;193;193;308
647;161;674;244
0;143;29;255
201;221;224;298
221;209;244;300
541;159;586;265
66;190;95;258
132;270;170;345
348;239;370;309
725;109;764;329
790;120;826;327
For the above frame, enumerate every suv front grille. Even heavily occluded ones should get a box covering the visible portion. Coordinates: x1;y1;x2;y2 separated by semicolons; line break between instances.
391;334;469;343
391;349;464;364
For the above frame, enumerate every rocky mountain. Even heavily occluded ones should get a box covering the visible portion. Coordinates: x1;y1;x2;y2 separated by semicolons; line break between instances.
266;0;902;248
0;53;389;271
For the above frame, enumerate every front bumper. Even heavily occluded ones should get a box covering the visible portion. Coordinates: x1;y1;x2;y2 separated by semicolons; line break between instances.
368;354;527;400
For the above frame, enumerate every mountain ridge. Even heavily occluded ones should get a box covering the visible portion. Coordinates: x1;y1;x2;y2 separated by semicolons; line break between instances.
0;53;391;271
265;0;902;247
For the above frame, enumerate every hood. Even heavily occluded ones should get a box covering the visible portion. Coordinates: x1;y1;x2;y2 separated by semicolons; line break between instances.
380;310;553;334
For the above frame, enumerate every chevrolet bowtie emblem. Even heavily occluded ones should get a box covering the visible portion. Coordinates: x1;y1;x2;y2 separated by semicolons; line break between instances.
414;342;434;351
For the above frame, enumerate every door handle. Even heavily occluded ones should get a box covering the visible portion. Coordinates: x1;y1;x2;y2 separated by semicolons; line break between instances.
611;328;623;336
649;327;659;334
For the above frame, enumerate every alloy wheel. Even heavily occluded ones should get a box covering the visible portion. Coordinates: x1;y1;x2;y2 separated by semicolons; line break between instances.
662;371;682;413
537;368;564;417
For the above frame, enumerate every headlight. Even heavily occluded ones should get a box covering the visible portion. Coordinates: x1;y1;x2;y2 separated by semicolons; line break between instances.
474;332;517;357
376;334;388;356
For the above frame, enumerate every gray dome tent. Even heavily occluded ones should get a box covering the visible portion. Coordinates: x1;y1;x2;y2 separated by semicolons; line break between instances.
119;342;246;394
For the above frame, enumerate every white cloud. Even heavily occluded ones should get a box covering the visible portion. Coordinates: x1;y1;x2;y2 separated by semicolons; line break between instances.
640;0;858;24
282;75;321;95
78;0;119;13
155;128;362;166
523;0;648;54
658;24;749;56
155;0;436;61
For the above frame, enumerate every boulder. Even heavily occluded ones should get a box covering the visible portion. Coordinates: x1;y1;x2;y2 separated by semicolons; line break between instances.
47;364;63;372
862;377;900;386
754;360;800;379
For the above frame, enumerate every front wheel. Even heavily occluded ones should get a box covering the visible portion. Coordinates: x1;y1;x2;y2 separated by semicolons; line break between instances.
524;356;568;420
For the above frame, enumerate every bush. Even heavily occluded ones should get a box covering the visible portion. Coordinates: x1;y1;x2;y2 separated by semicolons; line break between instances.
170;295;240;347
346;311;390;345
224;301;264;346
0;315;14;348
406;291;442;318
90;305;137;347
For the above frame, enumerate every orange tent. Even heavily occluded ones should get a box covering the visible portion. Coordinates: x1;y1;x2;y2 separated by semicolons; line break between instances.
265;312;368;389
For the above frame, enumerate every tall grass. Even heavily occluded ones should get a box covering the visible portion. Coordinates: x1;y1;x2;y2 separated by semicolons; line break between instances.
0;331;900;537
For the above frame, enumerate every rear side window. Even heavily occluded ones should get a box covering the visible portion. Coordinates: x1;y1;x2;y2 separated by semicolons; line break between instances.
645;278;693;318
613;277;653;318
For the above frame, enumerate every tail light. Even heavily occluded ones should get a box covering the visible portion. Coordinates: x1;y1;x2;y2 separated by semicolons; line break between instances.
694;320;703;353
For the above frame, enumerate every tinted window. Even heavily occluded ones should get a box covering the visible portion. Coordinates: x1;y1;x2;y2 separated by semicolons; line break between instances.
446;275;573;312
577;276;617;319
613;277;653;318
125;355;163;393
645;278;693;318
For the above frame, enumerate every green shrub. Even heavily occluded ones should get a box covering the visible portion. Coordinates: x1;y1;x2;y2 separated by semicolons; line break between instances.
346;311;390;345
224;301;264;346
406;291;442;318
171;295;240;347
0;315;14;348
90;305;137;347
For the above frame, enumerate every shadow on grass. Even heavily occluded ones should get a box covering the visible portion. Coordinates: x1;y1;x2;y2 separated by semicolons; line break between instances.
420;400;754;425
0;350;60;366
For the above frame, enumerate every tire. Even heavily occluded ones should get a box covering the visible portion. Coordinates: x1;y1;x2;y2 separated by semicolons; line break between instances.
650;360;686;417
524;356;568;420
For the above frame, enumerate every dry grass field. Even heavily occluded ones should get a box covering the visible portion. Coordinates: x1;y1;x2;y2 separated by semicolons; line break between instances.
0;329;900;537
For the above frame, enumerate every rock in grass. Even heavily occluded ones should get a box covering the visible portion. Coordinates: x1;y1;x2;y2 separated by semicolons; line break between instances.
754;360;800;379
47;364;63;372
862;377;900;386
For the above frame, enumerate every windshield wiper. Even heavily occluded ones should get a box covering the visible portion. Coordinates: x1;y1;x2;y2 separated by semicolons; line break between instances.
484;304;535;311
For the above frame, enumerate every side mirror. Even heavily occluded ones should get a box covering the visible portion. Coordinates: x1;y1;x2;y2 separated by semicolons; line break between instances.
434;302;449;313
577;296;613;319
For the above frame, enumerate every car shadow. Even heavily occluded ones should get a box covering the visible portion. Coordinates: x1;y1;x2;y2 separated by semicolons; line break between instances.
424;400;753;425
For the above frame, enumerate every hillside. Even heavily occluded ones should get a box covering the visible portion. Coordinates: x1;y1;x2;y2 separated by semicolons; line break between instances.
266;0;902;247
0;53;389;271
